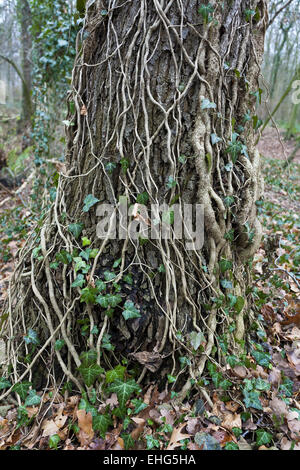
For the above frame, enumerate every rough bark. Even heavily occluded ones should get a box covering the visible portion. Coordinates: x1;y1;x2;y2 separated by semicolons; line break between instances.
1;0;268;398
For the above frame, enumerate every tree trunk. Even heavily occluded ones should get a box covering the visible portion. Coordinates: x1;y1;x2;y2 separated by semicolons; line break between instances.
18;0;32;133
2;0;268;398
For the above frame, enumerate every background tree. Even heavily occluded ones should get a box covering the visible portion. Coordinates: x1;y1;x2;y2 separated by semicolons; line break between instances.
2;0;268;399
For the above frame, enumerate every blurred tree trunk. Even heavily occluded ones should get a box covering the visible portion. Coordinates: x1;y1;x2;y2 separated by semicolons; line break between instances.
17;0;32;134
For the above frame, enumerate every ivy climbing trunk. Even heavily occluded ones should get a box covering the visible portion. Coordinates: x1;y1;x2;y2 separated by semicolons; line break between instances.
2;0;267;398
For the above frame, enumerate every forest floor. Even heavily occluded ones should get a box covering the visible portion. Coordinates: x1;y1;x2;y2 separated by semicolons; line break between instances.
0;128;299;450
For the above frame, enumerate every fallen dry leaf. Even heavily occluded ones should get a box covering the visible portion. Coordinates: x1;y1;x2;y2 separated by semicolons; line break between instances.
76;409;94;446
167;424;190;450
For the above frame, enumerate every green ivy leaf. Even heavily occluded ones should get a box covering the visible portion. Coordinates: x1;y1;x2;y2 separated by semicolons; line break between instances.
107;379;141;408
104;271;116;282
78;363;104;387
12;382;32;401
0;377;11;390
122;300;141;321
68;223;84;239
131;398;148;415
24;329;39;346
106;365;126;384
224;442;239;450
251;349;271;368
83;194;99;212
220;279;233;289
201;98;216;110
71;274;86;288
256;429;273;446
243;390;262;410
92;413;113;437
136;192;149;205
190;331;205;350
219;259;232;273
56;250;73;264
55;339;65;351
194;431;221;450
80;287;98;304
211;133;222;145
80;350;98;366
49;434;60;450
82;237;91;247
24;390;42;407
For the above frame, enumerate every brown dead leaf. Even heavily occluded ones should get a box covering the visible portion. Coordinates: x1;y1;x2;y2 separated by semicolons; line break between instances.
269;397;289;418
76;409;94;446
225;401;240;413
167;424;190;450
41;419;59;437
280;437;300;450
232;365;248;379
222;412;242;431
130;350;162;372
238;436;253;450
186;418;199;435
268;368;282;386
80;105;87;116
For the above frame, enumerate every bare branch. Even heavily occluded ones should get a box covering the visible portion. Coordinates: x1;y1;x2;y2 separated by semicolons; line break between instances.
268;0;295;28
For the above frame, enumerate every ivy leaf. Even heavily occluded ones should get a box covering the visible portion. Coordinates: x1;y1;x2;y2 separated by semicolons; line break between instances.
211;133;222;145
80;287;97;304
102;333;115;351
224;442;239;450
233;296;244;314
49;434;60;450
107;379;141;408
105;365;126;384
24;329;39;346
136;192;149;205
24;390;42;407
131;398;148;415
83;194;99;212
113;258;122;269
0;377;11;390
95;279;106;292
122;301;141;321
243;390;262;410
255;378;270;391
194;432;221;450
56;250;73;264
167;176;176;189
82;237;91;247
104;271;116;282
71;274;86;288
201;98;216;110
224;196;235;207
256;429;273;446
220;279;233;289
58;38;69;47
55;339;65;351
12;382;32;401
251;349;271;367
121;433;135;450
68;223;84;239
190;331;205;351
198;3;214;24
80;350;98;366
78;363;104;387
219;259;232;273
92;414;113;438
74;257;90;273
